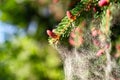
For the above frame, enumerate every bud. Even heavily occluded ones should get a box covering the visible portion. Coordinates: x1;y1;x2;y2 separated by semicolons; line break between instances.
70;32;76;38
75;27;83;34
69;36;83;47
66;11;73;19
114;53;120;58
47;30;58;38
106;9;111;17
66;11;76;20
78;36;84;46
93;39;100;47
98;0;109;7
92;29;98;37
105;43;110;49
69;37;75;46
69;27;84;47
91;27;102;37
70;27;83;37
93;7;97;12
53;0;59;4
116;45;120;51
96;49;105;56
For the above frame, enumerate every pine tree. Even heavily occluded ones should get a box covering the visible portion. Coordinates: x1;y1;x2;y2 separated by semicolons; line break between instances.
47;0;120;80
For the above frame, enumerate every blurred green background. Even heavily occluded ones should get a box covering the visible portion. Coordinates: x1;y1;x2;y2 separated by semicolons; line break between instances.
0;0;74;80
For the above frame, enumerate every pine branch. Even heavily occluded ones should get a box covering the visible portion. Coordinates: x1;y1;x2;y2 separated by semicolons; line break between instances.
48;0;98;45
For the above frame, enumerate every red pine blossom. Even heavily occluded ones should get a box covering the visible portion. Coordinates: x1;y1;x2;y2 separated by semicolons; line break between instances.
66;11;72;19
114;53;120;58
92;29;98;37
69;37;76;46
69;36;83;47
116;45;120;51
106;9;111;16
114;44;120;58
66;11;76;20
96;49;105;56
53;0;59;4
70;32;76;38
47;30;58;38
75;27;83;34
93;7;97;12
93;39;100;47
69;27;84;47
98;0;109;7
105;43;110;49
70;27;83;37
91;28;101;37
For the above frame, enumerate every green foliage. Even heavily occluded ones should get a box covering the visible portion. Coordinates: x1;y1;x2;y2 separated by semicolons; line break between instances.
0;0;70;79
0;37;64;80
